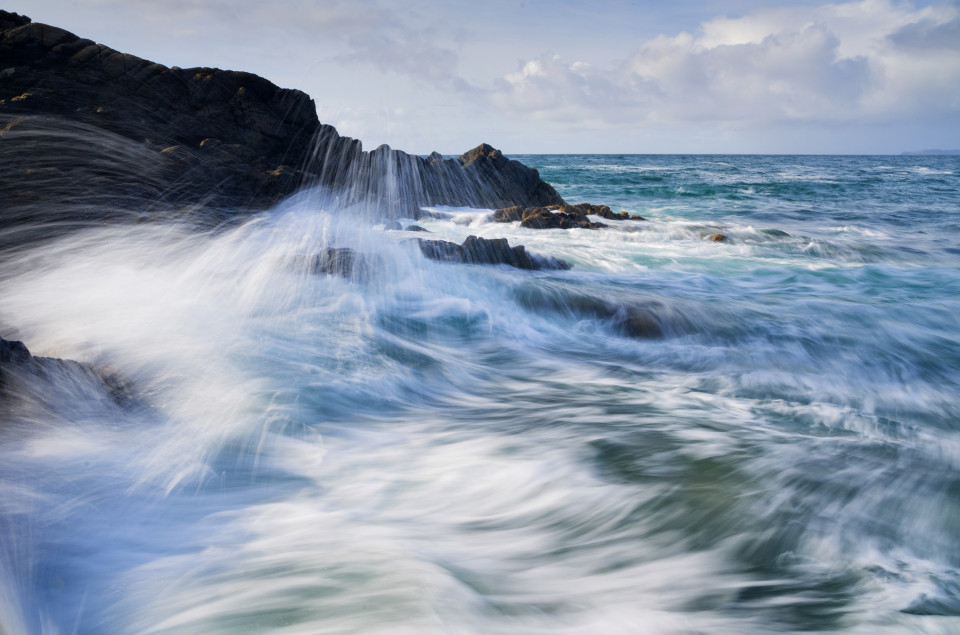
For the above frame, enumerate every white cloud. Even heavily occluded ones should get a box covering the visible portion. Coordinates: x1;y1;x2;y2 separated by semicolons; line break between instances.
487;0;960;129
14;0;958;151
82;0;461;82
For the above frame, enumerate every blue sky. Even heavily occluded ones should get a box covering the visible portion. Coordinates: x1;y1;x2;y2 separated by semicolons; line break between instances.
7;0;960;154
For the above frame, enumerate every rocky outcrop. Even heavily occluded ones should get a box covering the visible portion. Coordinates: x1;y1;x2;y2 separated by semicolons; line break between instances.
0;10;566;232
495;205;605;230
0;336;134;415
283;236;569;279
417;236;571;271
493;203;646;230
305;134;564;218
0;12;317;211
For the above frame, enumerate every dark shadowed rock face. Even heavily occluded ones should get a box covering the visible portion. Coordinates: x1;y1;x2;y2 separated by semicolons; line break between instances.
305;133;564;219
455;144;564;209
493;203;646;230
510;285;690;339
417;236;571;271
494;205;606;230
0;11;319;212
0;337;31;365
285;248;382;280
0;336;135;414
0;10;566;229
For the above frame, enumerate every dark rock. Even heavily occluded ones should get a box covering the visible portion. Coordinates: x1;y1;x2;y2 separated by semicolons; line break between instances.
0;338;31;364
0;9;570;236
288;248;360;277
559;203;615;218
311;248;357;276
0;11;29;30
0;10;320;233
512;286;674;339
462;235;534;269
455;144;564;209
617;306;663;338
521;207;606;230
306;132;565;219
417;239;465;263
550;203;645;222
385;220;403;231
0;336;135;410
494;203;637;230
417;236;570;271
519;206;606;230
404;225;429;232
493;206;522;222
416;208;450;220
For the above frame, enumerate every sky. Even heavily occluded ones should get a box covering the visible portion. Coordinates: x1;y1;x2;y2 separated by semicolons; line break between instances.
6;0;960;154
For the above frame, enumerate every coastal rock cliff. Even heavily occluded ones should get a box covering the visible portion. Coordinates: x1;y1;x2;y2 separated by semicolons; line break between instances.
0;10;564;230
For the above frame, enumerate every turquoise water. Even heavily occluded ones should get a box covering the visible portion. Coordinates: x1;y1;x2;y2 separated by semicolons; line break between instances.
1;155;959;633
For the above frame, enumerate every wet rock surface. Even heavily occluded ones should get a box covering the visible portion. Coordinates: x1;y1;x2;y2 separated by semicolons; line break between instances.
511;285;689;339
494;203;646;230
0;336;135;415
417;236;571;271
285;248;384;280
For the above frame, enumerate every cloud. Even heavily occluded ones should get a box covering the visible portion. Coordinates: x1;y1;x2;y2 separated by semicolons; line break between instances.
888;13;960;50
487;0;960;128
331;24;460;81
84;0;461;82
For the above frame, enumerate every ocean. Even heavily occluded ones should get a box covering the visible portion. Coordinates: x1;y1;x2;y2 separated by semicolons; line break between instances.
1;154;959;633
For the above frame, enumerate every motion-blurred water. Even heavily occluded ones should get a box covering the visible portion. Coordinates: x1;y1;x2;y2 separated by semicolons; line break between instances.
1;154;958;633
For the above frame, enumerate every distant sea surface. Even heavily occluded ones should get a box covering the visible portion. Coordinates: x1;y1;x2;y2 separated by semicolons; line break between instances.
1;154;959;633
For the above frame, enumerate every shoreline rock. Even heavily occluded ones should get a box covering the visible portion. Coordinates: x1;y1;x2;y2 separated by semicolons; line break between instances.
0;336;135;414
493;203;646;230
0;10;565;229
418;236;571;271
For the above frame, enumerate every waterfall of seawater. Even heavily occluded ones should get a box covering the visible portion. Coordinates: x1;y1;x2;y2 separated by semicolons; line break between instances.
1;154;959;634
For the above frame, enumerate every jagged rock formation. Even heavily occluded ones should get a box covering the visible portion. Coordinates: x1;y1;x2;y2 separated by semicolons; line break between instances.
0;336;134;417
0;10;564;233
493;203;646;230
306;136;564;218
417;235;571;271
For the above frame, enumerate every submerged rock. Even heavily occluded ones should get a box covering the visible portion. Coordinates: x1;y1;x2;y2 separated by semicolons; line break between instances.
509;284;697;339
417;236;571;271
0;336;135;413
286;248;373;278
710;233;727;242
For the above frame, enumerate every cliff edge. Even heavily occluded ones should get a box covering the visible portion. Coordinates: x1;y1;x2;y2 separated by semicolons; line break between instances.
0;10;564;229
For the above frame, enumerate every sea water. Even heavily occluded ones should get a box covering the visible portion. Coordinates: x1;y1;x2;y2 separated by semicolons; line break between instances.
0;154;958;633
